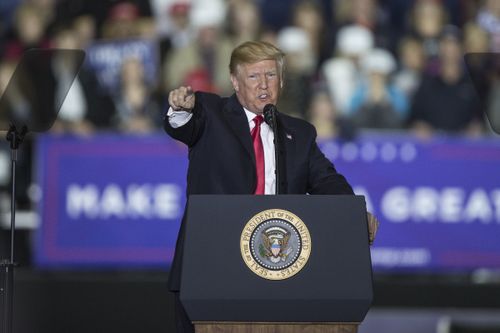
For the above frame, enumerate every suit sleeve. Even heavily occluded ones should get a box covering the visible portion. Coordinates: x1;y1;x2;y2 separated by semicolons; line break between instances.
306;127;354;195
163;92;206;147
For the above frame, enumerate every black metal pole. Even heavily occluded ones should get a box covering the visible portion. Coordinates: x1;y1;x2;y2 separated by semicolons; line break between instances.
263;104;281;195
1;263;13;333
1;126;24;333
9;149;16;264
4;149;16;333
272;116;280;195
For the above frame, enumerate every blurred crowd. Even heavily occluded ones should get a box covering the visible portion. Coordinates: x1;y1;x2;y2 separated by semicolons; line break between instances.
1;0;499;138
0;0;500;208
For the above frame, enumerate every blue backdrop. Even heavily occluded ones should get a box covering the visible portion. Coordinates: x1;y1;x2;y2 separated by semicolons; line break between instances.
35;134;187;268
34;133;500;271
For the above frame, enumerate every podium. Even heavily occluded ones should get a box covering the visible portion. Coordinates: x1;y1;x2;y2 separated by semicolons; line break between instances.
179;195;373;333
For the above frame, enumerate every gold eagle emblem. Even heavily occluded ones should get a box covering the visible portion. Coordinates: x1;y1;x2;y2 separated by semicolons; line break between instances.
260;227;292;263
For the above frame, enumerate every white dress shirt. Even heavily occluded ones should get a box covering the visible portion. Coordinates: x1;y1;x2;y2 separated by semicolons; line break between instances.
167;107;276;194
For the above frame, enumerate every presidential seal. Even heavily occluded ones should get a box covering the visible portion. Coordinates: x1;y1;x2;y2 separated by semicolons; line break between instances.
240;209;312;280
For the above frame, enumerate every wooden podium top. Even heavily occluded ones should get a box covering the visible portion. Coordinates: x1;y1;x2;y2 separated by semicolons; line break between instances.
194;322;359;333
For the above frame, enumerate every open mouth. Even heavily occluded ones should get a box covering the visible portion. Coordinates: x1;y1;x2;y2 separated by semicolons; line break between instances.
258;93;270;101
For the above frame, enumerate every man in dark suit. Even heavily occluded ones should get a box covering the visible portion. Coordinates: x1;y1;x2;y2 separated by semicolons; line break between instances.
164;41;379;333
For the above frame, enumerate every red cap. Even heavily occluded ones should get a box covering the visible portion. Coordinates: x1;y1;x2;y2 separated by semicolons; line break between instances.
169;2;190;16
184;68;217;93
109;2;140;21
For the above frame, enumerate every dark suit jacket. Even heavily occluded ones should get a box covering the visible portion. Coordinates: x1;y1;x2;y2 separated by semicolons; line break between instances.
164;92;354;291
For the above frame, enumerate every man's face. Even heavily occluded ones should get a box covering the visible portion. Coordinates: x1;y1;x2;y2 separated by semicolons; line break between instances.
230;59;281;114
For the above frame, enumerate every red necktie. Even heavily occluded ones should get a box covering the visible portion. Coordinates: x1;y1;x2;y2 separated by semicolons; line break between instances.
251;115;265;195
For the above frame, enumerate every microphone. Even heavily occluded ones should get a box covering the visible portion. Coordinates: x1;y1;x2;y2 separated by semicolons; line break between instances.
263;104;277;130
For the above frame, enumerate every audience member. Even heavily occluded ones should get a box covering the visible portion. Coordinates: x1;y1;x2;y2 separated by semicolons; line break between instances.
3;2;52;60
50;25;115;134
151;0;190;42
151;0;192;70
290;0;330;69
73;15;97;50
321;25;374;115
276;27;316;118
162;0;233;95
307;88;356;141
348;48;408;129
151;0;190;75
410;25;484;137
101;2;143;39
393;37;425;100
408;0;448;75
21;0;57;36
477;0;500;52
464;21;490;53
334;0;395;51
112;56;160;133
135;16;157;39
226;0;262;47
256;0;295;32
0;0;21;42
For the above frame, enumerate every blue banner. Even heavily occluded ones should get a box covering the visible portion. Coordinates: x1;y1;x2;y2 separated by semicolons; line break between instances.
34;134;187;268
319;134;500;271
85;38;159;94
34;133;500;271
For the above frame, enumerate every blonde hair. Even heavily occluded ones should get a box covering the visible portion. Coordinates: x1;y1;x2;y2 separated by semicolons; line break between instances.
229;41;285;77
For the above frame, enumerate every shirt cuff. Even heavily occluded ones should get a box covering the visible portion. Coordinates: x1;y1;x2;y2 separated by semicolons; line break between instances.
166;107;193;128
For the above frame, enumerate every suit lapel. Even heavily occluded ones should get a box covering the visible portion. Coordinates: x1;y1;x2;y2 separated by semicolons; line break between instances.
222;94;255;164
221;97;296;194
276;113;294;194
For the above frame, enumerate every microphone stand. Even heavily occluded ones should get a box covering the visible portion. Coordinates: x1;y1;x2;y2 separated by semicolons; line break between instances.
272;115;280;195
1;124;26;333
263;105;280;195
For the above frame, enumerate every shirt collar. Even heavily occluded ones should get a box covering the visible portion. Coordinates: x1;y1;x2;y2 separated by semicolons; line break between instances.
243;108;260;124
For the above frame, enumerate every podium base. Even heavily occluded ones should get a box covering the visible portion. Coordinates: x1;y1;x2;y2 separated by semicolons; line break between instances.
193;322;359;333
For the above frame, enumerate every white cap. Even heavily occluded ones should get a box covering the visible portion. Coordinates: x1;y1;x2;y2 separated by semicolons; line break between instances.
337;25;374;56
190;0;226;28
277;27;311;53
360;48;396;74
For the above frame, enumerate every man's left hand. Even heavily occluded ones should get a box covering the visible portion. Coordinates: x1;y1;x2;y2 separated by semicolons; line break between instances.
367;212;379;246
